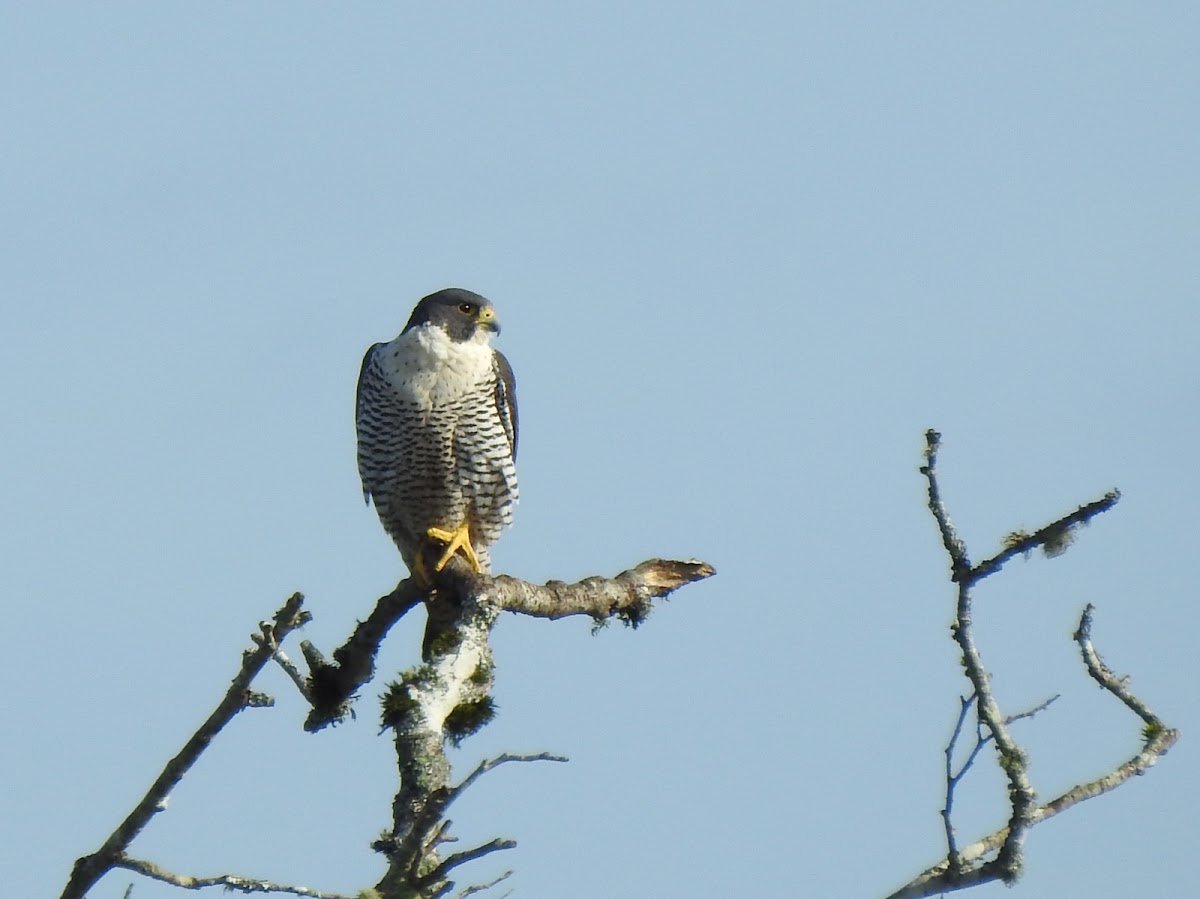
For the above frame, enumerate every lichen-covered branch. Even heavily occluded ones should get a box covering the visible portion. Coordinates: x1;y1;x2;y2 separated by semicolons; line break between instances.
971;490;1120;582
920;431;1037;882
257;637;313;704
490;559;716;623
888;609;1177;899
940;692;1059;877
948;570;1037;882
365;557;710;898
372;573;502;896
1074;602;1170;732
60;595;311;899
114;854;352;898
884;432;1175;899
303;558;716;730
919;431;972;582
60;548;710;899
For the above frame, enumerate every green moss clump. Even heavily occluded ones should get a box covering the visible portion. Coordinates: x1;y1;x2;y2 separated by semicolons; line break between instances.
1041;524;1076;558
380;681;418;731
425;627;463;658
444;696;496;747
617;598;652;629
380;666;436;731
468;657;494;686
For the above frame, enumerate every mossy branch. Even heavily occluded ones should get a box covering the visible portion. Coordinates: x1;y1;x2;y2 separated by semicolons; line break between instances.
365;556;710;898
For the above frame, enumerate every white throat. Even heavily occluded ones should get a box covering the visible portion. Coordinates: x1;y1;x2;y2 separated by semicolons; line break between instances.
380;323;496;403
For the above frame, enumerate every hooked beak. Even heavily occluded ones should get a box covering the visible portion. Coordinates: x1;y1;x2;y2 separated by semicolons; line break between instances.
478;305;501;334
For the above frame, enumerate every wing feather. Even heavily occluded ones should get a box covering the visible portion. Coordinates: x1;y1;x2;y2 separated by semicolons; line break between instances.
355;343;385;504
492;349;518;459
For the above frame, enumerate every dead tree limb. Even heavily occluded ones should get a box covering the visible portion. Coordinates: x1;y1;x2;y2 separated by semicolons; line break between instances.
61;556;712;899
367;556;715;898
303;558;715;730
60;594;311;899
884;431;1177;898
113;854;351;898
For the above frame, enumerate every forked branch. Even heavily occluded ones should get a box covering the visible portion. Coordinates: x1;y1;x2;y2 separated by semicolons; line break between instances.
61;554;713;899
60;595;311;899
369;557;713;898
885;431;1176;898
303;558;716;730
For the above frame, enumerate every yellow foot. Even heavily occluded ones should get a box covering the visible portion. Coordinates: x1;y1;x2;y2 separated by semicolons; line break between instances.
426;522;482;573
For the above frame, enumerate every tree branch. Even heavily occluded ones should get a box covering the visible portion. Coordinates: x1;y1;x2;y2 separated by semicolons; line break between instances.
368;555;712;898
254;635;312;704
1074;602;1170;732
885;433;1175;899
454;869;513;898
920;433;1038;884
60;595;310;899
452;752;569;800
417;838;517;889
61;531;710;898
941;692;1059;874
304;559;715;730
889;611;1178;899
941;694;981;870
304;578;426;731
488;559;715;623
114;854;351;898
971;491;1120;583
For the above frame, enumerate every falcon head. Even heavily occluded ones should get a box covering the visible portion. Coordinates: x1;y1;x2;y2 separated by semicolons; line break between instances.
403;288;500;342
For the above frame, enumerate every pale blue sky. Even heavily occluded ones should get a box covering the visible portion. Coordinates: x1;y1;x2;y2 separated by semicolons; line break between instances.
3;4;1197;898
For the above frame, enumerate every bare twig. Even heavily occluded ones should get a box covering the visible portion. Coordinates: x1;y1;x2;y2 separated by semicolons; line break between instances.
942;694;982;871
61;595;310;899
455;869;513;898
115;854;350;898
1004;694;1060;726
418;839;516;889
255;636;313;704
454;752;570;799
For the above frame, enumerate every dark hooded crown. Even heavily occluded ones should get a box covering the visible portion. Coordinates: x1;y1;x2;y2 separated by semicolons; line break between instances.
402;288;498;342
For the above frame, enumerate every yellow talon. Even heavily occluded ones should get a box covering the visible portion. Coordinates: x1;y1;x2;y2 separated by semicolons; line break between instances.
426;523;481;573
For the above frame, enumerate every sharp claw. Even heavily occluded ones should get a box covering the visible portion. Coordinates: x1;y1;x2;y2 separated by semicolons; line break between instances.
426;524;482;574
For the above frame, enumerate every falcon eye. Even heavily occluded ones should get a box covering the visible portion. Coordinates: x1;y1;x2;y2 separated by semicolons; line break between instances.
458;303;477;315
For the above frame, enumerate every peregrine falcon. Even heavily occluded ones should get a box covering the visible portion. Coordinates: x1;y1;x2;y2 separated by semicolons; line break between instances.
356;288;518;583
